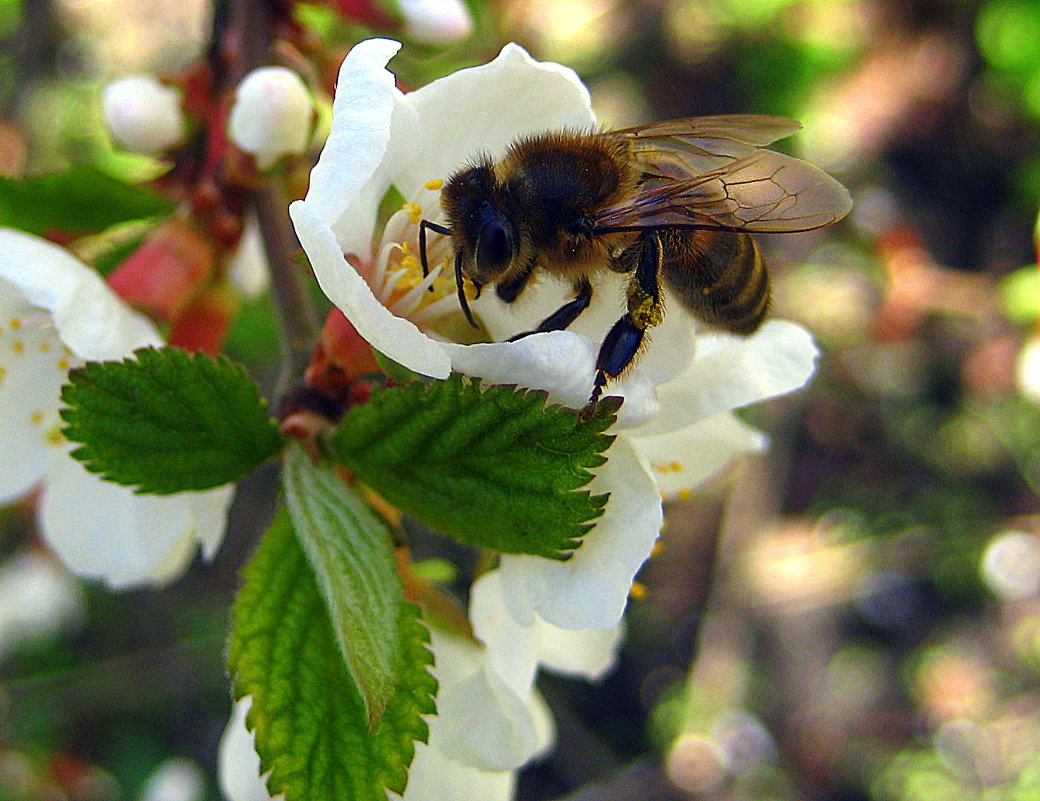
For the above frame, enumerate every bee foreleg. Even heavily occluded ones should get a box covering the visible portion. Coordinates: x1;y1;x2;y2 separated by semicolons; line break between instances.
419;219;451;279
507;278;593;342
495;256;538;303
583;232;663;414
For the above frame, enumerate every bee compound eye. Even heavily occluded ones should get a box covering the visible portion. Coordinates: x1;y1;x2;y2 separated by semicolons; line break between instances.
476;220;515;274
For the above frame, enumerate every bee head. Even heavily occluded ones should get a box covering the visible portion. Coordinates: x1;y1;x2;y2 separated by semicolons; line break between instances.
442;163;519;285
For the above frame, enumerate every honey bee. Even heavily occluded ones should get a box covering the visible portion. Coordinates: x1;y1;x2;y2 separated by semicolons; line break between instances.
418;115;851;411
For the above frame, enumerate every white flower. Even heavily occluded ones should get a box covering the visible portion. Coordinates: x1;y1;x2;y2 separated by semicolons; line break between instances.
228;67;314;169
0;228;233;588
290;39;819;632
102;75;187;155
397;0;473;45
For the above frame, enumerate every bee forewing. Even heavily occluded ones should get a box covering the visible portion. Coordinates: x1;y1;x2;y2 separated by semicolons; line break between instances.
596;149;852;234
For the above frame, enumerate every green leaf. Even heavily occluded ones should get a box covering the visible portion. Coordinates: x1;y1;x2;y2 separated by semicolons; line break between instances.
228;507;437;801
61;346;281;493
329;374;618;559
282;442;403;722
0;165;173;236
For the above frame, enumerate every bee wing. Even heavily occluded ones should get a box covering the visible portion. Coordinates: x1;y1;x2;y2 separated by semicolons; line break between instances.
597;116;852;233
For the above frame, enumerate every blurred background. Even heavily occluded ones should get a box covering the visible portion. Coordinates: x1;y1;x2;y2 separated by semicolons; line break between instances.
3;0;1040;798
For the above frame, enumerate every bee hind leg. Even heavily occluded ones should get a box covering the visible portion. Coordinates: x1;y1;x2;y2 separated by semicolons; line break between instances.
581;232;663;417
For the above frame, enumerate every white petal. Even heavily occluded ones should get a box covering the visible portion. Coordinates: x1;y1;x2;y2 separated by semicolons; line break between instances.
639;320;819;437
433;662;541;771
469;571;540;695
630;412;767;499
0;294;67;503
227;214;270;299
138;757;207;801
303;39;402;259
0;228;161;360
218;698;280;801
443;331;659;428
39;452;230;588
471;570;623;684
498;437;662;630
394;741;515;801
186;484;236;559
390;43;596;196
0;550;85;659
289;200;451;378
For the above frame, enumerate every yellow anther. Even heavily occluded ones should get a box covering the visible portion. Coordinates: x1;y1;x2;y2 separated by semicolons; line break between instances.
400;241;412;255
676;487;692;500
650;541;664;558
0;365;5;385
57;357;70;371
46;427;64;446
40;340;52;353
12;339;24;354
403;203;423;224
9;317;21;331
29;411;43;426
400;255;421;272
425;179;444;191
629;581;648;601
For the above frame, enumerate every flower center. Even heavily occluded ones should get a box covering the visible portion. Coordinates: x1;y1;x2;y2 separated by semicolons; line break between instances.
364;181;477;336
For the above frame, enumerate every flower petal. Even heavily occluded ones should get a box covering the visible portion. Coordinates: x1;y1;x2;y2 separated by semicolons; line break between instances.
0;286;67;503
396;742;515;801
0;228;161;360
497;437;662;630
289;200;451;378
471;569;623;685
639;319;819;437
39;452;231;588
302;38;402;259
630;412;767;499
443;331;659;427
389;42;596;197
218;698;279;801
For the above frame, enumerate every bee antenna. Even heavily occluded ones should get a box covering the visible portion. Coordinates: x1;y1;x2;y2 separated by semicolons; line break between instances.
454;250;480;329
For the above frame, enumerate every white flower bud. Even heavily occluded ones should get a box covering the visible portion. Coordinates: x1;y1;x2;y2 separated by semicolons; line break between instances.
398;0;474;45
228;66;313;169
102;75;187;155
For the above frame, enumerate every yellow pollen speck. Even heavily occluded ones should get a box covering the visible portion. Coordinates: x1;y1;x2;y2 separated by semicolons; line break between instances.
9;317;21;331
676;488;692;500
29;411;43;426
650;541;664;558
57;357;70;371
629;581;648;601
425;179;444;191
46;427;64;446
400;242;411;255
400;255;421;272
12;339;24;354
40;340;52;353
0;366;5;385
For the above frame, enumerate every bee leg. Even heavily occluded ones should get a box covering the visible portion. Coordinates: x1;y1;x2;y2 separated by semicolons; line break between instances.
507;278;593;342
495;257;537;303
418;219;451;278
454;250;480;329
583;232;663;415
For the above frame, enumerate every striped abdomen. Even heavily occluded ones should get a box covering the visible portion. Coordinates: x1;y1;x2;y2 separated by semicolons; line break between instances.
659;228;770;335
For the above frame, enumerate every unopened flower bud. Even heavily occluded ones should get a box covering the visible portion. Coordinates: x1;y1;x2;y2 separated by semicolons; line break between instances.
227;67;313;170
398;0;473;44
102;75;187;155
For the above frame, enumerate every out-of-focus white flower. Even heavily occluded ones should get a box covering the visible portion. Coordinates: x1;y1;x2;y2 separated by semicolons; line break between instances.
138;757;207;801
102;75;187;155
227;214;270;299
397;0;473;45
1016;334;1040;402
0;549;85;658
228;67;314;170
0;228;234;587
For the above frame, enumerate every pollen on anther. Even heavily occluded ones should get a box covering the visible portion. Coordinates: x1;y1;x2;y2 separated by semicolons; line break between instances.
12;339;25;354
9;317;22;331
424;179;444;191
29;411;44;426
403;203;423;224
629;581;648;601
40;340;52;353
46;427;64;447
57;357;70;371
